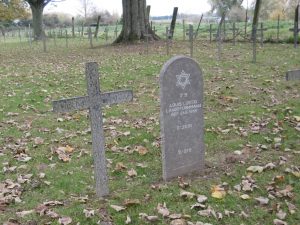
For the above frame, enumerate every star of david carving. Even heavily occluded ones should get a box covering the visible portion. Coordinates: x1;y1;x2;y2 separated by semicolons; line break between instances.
176;70;191;90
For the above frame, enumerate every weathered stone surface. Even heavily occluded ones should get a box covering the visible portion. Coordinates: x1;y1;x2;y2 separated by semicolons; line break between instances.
286;70;300;81
52;62;133;197
160;56;204;181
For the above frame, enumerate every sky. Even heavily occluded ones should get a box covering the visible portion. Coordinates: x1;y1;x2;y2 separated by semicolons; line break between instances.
45;0;254;17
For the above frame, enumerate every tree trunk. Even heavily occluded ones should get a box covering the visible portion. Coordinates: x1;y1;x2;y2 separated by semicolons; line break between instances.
115;0;159;43
252;0;262;39
30;2;44;40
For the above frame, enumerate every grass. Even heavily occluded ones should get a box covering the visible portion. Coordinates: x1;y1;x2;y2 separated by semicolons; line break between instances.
0;29;299;225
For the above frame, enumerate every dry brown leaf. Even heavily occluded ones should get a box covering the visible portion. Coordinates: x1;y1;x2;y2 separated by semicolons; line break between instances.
170;219;187;225
211;185;226;199
135;145;148;155
168;213;182;219
273;219;287;225
58;216;72;225
157;203;170;217
83;209;95;218
123;199;140;206
276;210;287;220
127;168;137;177
255;197;269;205
180;190;196;199
34;137;44;145
125;215;131;224
247;166;264;173
16;209;34;217
115;162;127;171
110;205;126;212
197;195;208;203
240;194;251;200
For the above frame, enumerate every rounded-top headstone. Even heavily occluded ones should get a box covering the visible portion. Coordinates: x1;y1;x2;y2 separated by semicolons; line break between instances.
160;56;204;181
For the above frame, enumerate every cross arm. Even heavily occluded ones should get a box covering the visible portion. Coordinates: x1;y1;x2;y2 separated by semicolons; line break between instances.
53;96;90;113
101;90;133;105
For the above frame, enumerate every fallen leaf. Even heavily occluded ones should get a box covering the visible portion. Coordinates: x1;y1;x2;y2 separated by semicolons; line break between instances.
110;205;126;212
34;137;44;145
240;194;251;200
180;190;196;199
273;219;287;225
157;203;170;217
211;185;226;199
170;219;187;225
135;145;148;155
127;168;137;177
16;210;34;217
83;209;95;218
123;199;140;206
247;166;264;173
255;197;269;205
115;162;127;171
125;215;131;224
58;217;72;225
276;210;287;220
197;195;208;203
168;213;182;219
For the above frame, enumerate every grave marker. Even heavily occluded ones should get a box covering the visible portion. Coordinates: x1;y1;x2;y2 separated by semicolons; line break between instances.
165;27;171;55
286;70;300;80
186;25;194;57
88;27;93;48
257;23;267;47
229;23;239;46
160;56;205;181
53;62;133;197
252;25;257;63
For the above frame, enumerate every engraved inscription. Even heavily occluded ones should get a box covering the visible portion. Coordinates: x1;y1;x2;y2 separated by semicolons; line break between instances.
166;99;202;117
177;124;192;130
178;148;192;155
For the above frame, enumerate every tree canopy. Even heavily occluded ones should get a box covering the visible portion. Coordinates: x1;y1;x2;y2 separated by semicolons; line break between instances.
0;0;29;21
208;0;244;16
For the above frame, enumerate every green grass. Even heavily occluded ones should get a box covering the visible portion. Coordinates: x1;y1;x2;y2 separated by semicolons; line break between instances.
0;29;299;225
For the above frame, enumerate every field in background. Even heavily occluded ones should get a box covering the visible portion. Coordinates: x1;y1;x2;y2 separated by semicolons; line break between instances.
0;26;299;225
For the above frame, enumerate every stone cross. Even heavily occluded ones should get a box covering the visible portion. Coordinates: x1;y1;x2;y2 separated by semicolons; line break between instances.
277;15;280;42
52;62;133;197
88;27;93;48
186;25;194;57
53;31;57;47
229;23;239;46
65;30;68;48
252;25;257;63
28;24;32;47
182;19;186;41
114;26;118;39
256;23;267;47
42;33;47;53
160;56;204;181
165;27;171;55
104;27;109;42
209;24;212;43
286;70;300;80
144;24;152;55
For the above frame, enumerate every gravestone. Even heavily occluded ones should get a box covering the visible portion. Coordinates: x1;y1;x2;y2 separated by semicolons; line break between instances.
286;70;300;80
53;62;133;197
160;56;205;181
